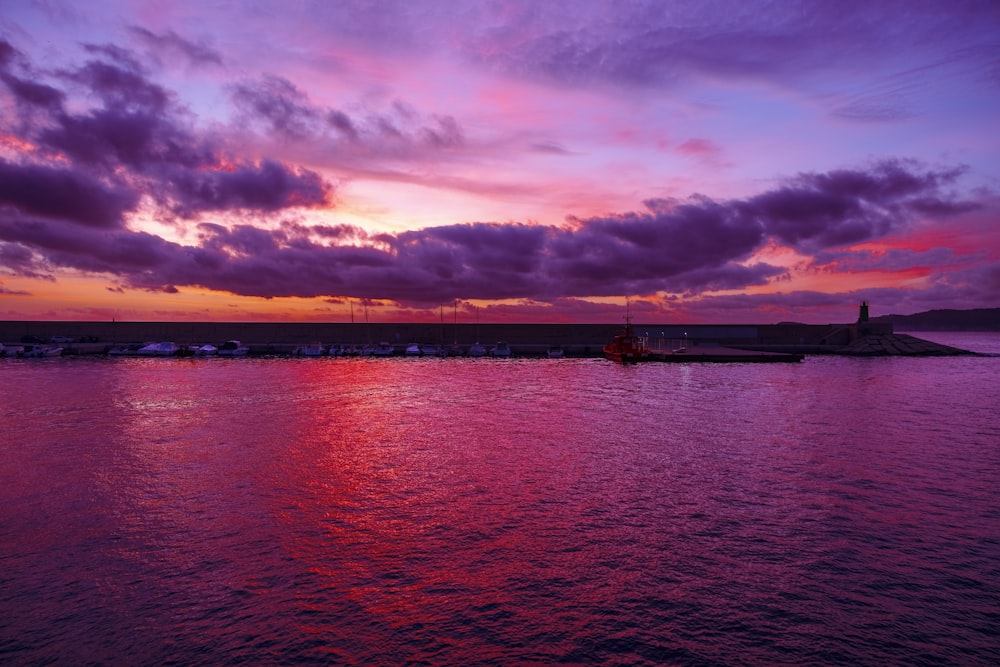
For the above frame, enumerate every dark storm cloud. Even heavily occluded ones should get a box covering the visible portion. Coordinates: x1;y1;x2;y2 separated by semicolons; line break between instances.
68;57;170;110
549;196;765;296
745;160;974;252
0;39;64;109
41;107;180;167
0;40;14;66
0;41;334;218
0;34;983;308
0;159;136;228
0;241;51;280
37;55;196;169
167;160;331;215
1;151;978;306
0;71;64;109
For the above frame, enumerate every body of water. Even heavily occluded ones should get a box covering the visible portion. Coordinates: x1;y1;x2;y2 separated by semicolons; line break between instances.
2;332;999;665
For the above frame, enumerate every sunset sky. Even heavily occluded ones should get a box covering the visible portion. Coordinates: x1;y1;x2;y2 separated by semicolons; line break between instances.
1;1;998;324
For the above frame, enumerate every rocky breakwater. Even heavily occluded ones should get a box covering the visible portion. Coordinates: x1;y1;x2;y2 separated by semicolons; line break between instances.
837;333;977;356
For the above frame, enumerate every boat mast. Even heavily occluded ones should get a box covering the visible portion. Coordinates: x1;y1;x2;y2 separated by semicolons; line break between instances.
365;301;371;345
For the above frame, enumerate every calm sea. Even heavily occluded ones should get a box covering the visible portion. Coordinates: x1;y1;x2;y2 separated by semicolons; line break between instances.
2;332;998;666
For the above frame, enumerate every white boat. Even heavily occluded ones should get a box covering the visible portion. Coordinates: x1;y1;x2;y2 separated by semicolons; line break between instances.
420;344;441;357
468;341;487;357
217;340;249;356
136;341;179;356
107;343;144;356
490;341;512;358
404;343;422;356
193;344;218;356
294;342;325;357
373;341;395;356
20;344;63;358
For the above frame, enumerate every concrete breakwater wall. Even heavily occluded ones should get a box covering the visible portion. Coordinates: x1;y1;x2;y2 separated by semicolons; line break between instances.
0;321;976;357
1;320;835;349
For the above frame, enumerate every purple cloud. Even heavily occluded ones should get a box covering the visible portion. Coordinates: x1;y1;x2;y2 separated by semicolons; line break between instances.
0;27;991;318
229;75;466;159
166;160;331;216
0;71;64;109
0;241;51;281
231;76;320;140
746;160;975;252
548;196;767;296
0;39;64;111
0;159;137;228
128;26;223;67
813;247;964;274
0;41;336;222
1;154;980;308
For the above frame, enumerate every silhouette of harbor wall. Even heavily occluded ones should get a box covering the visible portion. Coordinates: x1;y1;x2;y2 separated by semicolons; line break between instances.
0;320;890;352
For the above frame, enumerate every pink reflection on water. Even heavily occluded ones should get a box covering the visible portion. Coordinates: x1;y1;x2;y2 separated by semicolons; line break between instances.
2;355;997;664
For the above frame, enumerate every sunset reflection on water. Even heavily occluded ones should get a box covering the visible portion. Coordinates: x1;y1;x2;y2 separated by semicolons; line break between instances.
1;353;998;664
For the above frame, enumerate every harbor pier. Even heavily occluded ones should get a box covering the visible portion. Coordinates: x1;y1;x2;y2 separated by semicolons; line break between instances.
0;314;978;358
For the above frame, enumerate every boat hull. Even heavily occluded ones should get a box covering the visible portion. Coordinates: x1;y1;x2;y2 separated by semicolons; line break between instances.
603;345;652;364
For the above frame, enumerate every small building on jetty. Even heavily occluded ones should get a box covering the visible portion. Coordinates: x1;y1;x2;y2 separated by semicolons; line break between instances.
0;303;977;357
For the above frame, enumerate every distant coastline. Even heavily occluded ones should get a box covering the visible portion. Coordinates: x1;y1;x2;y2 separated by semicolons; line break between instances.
871;307;1000;331
2;306;998;335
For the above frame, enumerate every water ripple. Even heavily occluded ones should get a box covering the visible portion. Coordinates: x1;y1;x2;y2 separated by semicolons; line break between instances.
1;350;999;664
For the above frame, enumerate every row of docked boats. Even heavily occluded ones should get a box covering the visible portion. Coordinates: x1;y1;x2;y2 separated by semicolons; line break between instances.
296;340;531;358
1;339;569;359
0;342;65;358
106;340;250;357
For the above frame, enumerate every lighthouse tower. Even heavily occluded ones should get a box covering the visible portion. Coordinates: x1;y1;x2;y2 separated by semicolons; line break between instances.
857;300;871;337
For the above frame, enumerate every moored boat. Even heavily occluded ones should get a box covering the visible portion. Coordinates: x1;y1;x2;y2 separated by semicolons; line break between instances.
294;342;325;357
20;344;64;358
136;341;180;356
373;341;395;356
603;315;652;364
217;340;249;356
107;343;144;356
490;341;512;358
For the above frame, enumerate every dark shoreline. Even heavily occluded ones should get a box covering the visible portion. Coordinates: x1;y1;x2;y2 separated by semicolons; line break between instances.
0;321;981;357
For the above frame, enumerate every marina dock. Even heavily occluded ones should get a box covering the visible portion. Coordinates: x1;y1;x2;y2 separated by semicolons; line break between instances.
0;319;979;358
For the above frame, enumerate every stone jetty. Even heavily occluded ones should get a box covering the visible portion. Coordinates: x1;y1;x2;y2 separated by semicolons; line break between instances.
835;333;974;356
0;302;983;358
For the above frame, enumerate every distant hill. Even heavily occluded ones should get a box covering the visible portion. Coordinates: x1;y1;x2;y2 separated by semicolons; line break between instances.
871;308;1000;331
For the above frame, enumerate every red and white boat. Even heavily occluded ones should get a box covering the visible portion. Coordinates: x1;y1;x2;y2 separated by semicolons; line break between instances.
603;314;652;364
